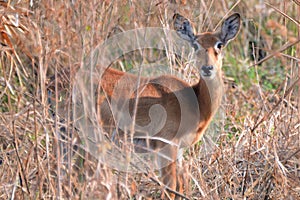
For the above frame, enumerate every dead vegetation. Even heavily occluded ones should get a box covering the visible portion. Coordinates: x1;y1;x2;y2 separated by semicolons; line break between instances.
0;0;299;199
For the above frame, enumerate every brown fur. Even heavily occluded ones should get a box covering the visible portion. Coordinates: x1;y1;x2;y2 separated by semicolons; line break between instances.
96;13;241;199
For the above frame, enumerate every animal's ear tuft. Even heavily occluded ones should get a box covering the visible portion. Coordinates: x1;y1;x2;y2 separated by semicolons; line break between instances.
220;13;241;45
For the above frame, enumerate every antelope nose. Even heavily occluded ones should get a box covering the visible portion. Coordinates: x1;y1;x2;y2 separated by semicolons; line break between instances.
201;65;213;77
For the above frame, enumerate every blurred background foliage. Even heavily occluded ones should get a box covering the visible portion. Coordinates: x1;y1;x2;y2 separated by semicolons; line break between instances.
0;0;299;199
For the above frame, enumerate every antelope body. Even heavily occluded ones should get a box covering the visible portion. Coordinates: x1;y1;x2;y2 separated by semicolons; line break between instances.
97;13;241;199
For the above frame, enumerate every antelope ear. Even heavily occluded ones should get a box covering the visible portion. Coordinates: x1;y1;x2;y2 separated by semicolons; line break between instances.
173;13;199;50
220;13;241;45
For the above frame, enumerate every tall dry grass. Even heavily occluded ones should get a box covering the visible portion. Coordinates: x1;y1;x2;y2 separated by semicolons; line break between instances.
0;0;299;199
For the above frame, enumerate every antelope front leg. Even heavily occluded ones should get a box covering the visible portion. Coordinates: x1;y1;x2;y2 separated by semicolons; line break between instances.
161;161;177;199
176;149;184;196
160;160;186;199
158;143;180;199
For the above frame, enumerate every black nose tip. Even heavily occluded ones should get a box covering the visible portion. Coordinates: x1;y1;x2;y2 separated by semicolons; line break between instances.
201;65;213;76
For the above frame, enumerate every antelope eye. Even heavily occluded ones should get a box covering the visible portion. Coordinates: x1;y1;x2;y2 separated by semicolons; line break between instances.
214;41;224;53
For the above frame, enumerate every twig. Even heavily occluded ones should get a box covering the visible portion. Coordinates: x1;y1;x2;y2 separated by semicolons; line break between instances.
247;39;300;68
12;137;30;195
251;77;300;132
265;2;300;26
147;174;190;200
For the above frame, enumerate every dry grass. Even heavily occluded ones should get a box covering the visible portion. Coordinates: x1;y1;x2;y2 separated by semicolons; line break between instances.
0;0;299;199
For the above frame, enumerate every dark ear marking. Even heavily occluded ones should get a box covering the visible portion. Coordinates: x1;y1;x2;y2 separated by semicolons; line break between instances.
173;13;200;50
220;13;241;45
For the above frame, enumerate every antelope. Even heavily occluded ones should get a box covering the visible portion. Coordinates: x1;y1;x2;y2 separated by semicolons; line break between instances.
96;13;241;199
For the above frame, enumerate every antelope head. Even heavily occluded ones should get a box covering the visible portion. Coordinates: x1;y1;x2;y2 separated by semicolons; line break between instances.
174;13;241;79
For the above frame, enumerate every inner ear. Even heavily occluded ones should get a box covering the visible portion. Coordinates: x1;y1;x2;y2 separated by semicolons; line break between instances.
173;13;196;43
220;13;241;45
